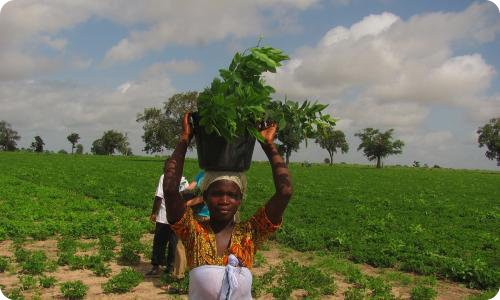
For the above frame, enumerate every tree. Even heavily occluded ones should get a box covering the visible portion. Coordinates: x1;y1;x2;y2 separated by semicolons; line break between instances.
477;118;500;166
117;132;132;156
276;123;302;166
75;144;84;154
91;130;128;155
91;138;106;155
316;126;349;165
355;128;404;168
31;136;45;153
58;149;68;154
0;121;21;151
67;133;80;154
137;92;197;153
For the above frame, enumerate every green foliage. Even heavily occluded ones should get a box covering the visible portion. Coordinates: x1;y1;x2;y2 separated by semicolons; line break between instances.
0;256;8;272
60;280;89;299
355;128;404;168
20;250;48;275
57;238;78;266
477;117;500;166
102;267;143;294
0;152;499;289
119;242;142;265
316;125;349;165
6;288;24;300
344;286;367;300
14;247;30;263
197;45;289;142
253;252;266;267
269;99;336;165
467;290;499;300
75;143;84;154
31;136;45;153
137;92;198;153
19;275;37;290
91;130;129;155
0;120;21;151
252;260;336;299
160;273;189;294
410;284;437;300
67;133;80;154
39;275;57;288
98;235;117;261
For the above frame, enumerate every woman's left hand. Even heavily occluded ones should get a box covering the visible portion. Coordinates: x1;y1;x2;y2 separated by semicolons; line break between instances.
258;121;277;145
181;112;193;140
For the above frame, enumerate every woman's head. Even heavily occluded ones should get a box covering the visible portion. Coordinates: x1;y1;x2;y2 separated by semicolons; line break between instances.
201;171;247;222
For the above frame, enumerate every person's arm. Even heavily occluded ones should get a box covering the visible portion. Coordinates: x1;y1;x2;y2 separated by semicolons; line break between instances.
260;123;293;225
163;113;192;224
185;196;204;207
186;180;197;191
150;196;162;222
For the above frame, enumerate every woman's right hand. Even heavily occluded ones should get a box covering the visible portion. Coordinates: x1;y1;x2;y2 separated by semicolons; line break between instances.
181;112;193;140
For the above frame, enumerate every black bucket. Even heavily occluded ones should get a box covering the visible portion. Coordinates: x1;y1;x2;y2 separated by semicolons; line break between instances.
191;113;256;172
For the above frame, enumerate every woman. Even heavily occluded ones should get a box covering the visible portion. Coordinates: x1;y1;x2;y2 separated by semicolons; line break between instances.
163;113;292;299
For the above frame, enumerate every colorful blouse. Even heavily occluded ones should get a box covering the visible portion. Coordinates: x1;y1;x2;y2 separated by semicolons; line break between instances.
171;206;281;269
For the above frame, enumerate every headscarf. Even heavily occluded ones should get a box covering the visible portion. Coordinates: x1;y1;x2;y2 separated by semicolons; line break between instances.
200;171;247;198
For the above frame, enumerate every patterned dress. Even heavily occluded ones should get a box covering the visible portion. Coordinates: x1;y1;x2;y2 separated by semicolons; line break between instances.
171;207;281;269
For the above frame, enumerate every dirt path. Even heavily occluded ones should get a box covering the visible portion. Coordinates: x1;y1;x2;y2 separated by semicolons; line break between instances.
0;238;483;299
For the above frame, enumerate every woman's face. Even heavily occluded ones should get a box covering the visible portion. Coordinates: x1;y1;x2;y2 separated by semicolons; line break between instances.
204;179;242;222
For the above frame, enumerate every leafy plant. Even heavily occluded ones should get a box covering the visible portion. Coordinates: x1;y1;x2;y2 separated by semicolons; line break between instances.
60;280;88;299
6;288;24;300
253;252;266;268
39;275;57;288
102;267;143;294
269;99;336;165
98;235;117;261
252;260;336;299
19;275;37;290
21;250;48;275
344;287;367;300
0;256;8;272
14;247;30;263
197;45;289;142
119;242;142;265
160;272;189;294
410;284;437;300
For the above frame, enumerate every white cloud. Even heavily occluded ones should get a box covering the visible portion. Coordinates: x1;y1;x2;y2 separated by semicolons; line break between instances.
0;0;319;80
40;36;67;52
102;0;319;63
0;52;62;81
339;98;430;132
266;2;500;133
142;60;202;77
0;63;177;152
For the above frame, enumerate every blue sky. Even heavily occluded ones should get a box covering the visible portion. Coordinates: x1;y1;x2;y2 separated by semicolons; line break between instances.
0;0;499;169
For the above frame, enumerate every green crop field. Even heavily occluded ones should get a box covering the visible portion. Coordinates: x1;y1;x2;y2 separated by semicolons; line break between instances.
0;152;499;298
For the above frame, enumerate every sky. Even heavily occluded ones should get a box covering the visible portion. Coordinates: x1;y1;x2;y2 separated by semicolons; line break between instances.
0;0;499;170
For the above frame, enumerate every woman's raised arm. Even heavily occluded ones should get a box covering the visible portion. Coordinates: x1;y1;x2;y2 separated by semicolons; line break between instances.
163;113;192;224
260;123;293;225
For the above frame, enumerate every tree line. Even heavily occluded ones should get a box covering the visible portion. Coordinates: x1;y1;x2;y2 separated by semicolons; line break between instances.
1;94;498;167
0;121;132;156
136;92;499;168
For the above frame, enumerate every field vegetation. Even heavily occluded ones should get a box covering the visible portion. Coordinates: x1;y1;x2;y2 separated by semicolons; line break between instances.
0;152;498;298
